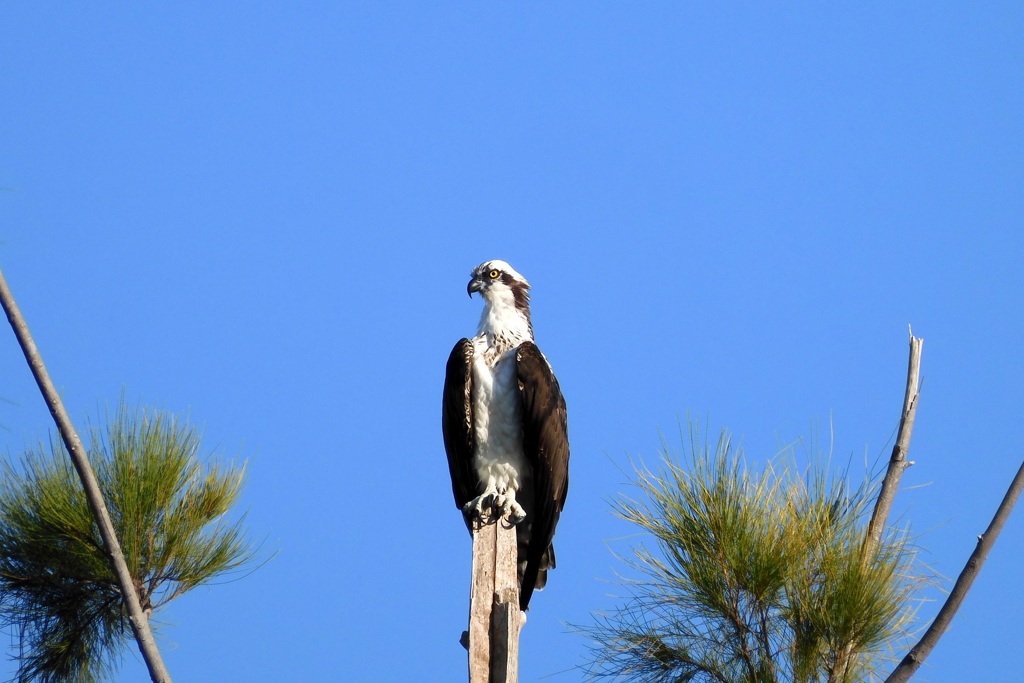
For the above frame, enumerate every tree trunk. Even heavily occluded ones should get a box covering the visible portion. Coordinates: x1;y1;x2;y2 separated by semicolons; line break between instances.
0;268;173;683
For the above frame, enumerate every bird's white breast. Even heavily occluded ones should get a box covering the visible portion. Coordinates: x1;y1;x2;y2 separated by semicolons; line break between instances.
471;340;527;492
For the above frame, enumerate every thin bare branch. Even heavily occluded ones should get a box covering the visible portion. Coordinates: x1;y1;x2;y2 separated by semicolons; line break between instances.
831;330;923;683
885;460;1024;683
864;331;924;561
0;267;172;683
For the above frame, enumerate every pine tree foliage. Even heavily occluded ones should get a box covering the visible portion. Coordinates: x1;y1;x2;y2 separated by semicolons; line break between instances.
584;430;920;683
0;405;255;683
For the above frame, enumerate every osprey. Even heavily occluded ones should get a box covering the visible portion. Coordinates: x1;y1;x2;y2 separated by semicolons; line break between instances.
442;260;569;611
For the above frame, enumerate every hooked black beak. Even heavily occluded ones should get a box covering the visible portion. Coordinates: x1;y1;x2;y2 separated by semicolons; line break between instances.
467;278;483;297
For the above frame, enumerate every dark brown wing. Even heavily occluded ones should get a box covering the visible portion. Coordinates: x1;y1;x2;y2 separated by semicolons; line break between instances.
442;339;477;511
516;341;569;610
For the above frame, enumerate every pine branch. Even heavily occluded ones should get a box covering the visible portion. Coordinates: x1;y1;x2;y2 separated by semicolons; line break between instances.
0;267;173;683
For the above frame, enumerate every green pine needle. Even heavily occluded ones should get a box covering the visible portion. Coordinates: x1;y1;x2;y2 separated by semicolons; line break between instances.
583;426;922;683
0;403;258;683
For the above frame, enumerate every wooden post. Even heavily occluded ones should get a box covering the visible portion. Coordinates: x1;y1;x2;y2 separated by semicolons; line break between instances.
466;514;523;683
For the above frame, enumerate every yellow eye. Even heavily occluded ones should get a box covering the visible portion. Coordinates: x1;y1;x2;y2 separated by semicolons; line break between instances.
488;269;500;279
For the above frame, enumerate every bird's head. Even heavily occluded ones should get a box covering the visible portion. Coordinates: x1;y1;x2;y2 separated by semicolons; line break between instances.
467;260;533;341
467;260;530;302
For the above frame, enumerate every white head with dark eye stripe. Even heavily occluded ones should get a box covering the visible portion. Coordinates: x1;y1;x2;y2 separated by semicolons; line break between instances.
468;260;533;346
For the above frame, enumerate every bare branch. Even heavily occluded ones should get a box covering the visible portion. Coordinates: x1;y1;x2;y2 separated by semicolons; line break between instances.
0;267;172;683
885;460;1024;683
864;331;924;561
831;331;923;683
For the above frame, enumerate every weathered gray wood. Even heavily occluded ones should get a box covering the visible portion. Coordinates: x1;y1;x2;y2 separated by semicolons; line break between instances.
468;513;522;683
0;268;172;683
863;330;924;561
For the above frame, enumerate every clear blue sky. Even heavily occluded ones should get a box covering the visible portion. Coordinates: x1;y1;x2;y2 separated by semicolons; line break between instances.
1;4;1021;681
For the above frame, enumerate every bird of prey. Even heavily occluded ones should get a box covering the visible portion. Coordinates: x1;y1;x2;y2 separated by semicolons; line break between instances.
442;260;570;611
